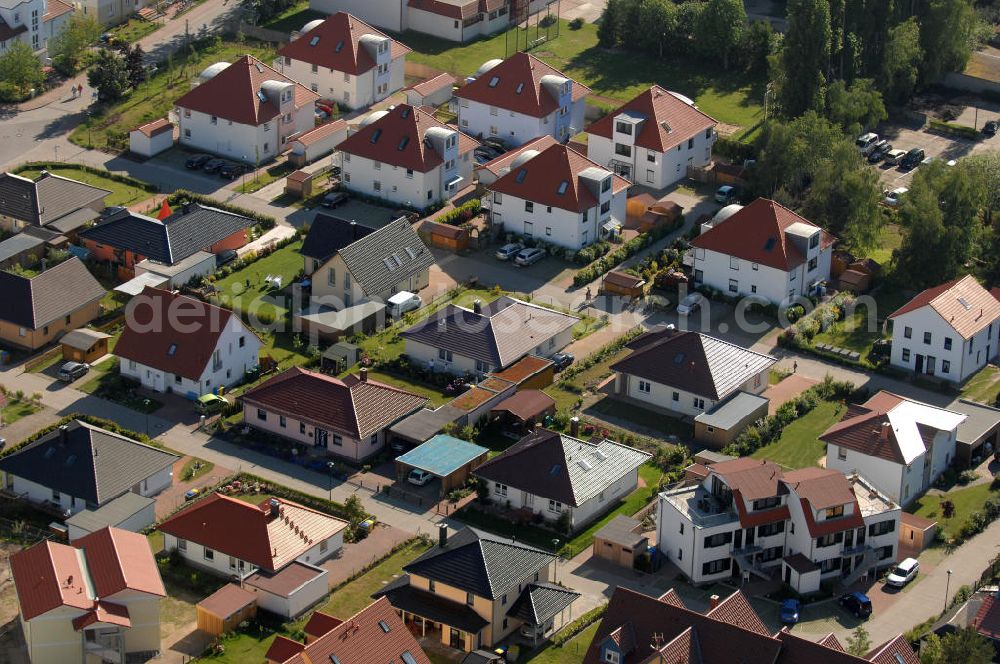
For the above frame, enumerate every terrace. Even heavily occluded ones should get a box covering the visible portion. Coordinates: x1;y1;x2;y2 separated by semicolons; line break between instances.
660;482;738;529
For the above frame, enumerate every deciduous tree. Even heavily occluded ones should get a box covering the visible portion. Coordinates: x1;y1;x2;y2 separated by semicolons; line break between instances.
880;18;922;106
696;0;746;69
87;48;130;103
779;0;831;116
0;42;44;98
921;628;994;664
825;78;887;135
919;0;976;83
804;140;884;254
48;14;101;75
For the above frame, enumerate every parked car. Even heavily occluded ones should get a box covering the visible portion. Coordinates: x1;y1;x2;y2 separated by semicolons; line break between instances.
779;599;801;625
883;187;908;207
514;247;546;266
714;185;737;204
184;488;200;500
481;137;508;153
195;393;228;415
550;352;574;371
495;242;524;261
676;292;705;316
407;469;433;486
185;153;211;169
983;120;999;136
839;592;873;618
215;249;238;267
220;162;250;179
474;152;492;166
58;361;89;382
475;145;501;161
322;191;349;208
884;149;907;166
856;132;880;155
388;291;422;318
867;141;892;163
886;557;920;588
899;148;925;169
203;158;226;173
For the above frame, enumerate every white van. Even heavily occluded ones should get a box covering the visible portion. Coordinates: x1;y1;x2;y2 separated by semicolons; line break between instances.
855;132;880;155
388;291;422;318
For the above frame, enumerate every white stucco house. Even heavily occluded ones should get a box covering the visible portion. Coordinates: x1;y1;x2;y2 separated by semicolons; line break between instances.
454;52;589;146
129;118;174;158
486;143;630;250
657;459;900;593
474;428;650;531
114;286;262;398
887;274;1000;383
821;391;966;507
0;0;73;53
688;198;835;306
275;12;410;110
175;55;319;164
339;103;479;208
585;85;717;187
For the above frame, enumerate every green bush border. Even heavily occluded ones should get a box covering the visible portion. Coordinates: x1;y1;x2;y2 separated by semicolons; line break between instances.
549;603;607;647
928;119;979;139
573;220;681;287
167;189;277;230
0;412;156;459
12;162;159;192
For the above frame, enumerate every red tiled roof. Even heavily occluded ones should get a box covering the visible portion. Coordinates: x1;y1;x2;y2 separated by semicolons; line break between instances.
115;287;242;381
43;0;74;22
775;630;871;664
266;635;306;663
455;52;590;118
490;389;555;421
866;635;921;664
175;55;318;126
73;527;165;600
818;633;846;652
888;274;1000;339
410;72;455;97
705;591;770;636
407;0;476;20
10;540;91;621
490;355;553;385
797;497;864;538
603;271;645;289
819;393;908;464
303;611;344;640
782;467;856;510
476;135;559;178
278;598;430;664
586;85;717;153
295;119;346;147
158;493;347;572
278;12;410;75
241;366;427;439
133;118;173;138
71;601;131;631
733;493;790;528
340;104;479;172
488;144;629;213
973;594;1000;640
710;458;784;501
690;198;835;271
197;583;256;618
0;20;26;41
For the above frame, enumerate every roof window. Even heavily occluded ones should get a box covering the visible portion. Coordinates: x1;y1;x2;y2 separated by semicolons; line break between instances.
763;237;777;251
398;136;409;150
958;296;972;310
401;107;410;118
378;620;391;633
515;169;527;184
254;63;264;73
488;75;500;87
672;352;684;364
167;343;178;356
370;128;382;143
550;464;562;475
309;36;319;46
335;40;344;53
402;653;418;664
556;180;568;195
577;459;592;471
383;257;396;271
515;82;524;94
257;90;267;103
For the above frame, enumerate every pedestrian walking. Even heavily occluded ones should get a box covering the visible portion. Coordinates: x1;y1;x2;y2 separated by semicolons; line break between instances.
793;361;798;373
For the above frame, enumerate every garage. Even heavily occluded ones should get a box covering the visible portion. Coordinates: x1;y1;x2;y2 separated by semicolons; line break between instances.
592;515;648;569
394;434;489;497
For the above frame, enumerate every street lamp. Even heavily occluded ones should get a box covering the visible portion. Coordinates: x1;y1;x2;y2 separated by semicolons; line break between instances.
143;399;151;435
552;538;560;583
944;569;953;611
327;461;336;500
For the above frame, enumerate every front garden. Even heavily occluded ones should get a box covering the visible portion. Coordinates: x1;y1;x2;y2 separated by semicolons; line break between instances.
13;163;157;207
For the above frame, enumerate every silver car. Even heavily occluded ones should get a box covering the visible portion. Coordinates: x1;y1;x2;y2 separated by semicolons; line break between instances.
514;247;546;266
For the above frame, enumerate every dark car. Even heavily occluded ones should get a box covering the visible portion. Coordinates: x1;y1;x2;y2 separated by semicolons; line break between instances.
899;148;925;170
984;120;999;137
58;361;90;382
867;141;892;163
322;191;349;208
215;249;238;267
779;599;801;625
219;162;250;179
475;145;501;161
185;154;211;169
839;592;873;618
550;352;575;371
481;137;508;153
203;158;226;174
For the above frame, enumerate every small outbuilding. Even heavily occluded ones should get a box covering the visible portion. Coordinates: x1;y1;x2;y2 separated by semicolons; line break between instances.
406;73;455;108
693;392;770;449
295;301;385;343
592;515;648;568
388;405;466;449
243;561;329;619
394;434;489;496
420;220;469;252
952;398;1000;467
288;119;347;168
490;390;556;436
60;328;111;364
284;170;315;200
601;271;646;298
782;553;821;595
129;119;174;157
900;512;938;553
197;584;258;637
490;355;555;390
320;341;361;374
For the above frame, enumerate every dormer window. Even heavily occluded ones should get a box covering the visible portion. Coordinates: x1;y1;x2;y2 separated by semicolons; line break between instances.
809;232;820;249
615;121;633;135
309;36;319;46
601;177;611;193
602;646;621;664
824;505;845;519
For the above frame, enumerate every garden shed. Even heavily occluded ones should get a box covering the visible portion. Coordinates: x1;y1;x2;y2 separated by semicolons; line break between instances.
196;584;257;637
284;170;314;199
601;271;646;298
320;342;361;374
60;328;111;364
592;515;648;568
421;220;469;252
129;119;174;157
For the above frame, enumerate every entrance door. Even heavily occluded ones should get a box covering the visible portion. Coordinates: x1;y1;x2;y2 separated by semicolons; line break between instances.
449;628;462;649
315;429;328;448
733;530;743;549
926;356;936;375
915;355;924;373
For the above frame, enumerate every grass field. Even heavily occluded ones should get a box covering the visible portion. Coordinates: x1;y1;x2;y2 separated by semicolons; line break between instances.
210;240;304;320
810;287;907;357
14;166;152;207
912;483;998;540
752;401;845;469
961;365;1000;407
108;17;161;43
0;400;41;425
401;20;764;131
527;622;600;664
71;40;277;149
261;4;326;34
317;539;431;618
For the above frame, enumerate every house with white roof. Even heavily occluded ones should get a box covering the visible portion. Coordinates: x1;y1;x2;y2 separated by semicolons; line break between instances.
455;53;590;146
585;85;718;187
821;391;967;506
887;274;1000;383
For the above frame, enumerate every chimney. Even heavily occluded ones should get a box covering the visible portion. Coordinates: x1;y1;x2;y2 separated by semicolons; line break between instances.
473;299;482;315
359;367;368;382
709;594;721;610
350;220;359;239
569;416;580;436
58;424;69;443
880;421;891;441
438;523;448;548
268;497;280;518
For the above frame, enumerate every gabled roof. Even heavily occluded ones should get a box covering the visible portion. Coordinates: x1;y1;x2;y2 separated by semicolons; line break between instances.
114;287;253;381
610;327;775;401
277;12;410;75
401;296;578;368
888;274;1000;340
338;217;435;296
132;118;174;138
475;135;559;180
11;527;164;622
303;611;343;640
158;493;347;572
487;144;630;213
781;467;856;510
294;118;347;147
0;171;110;227
586;85;717;153
80;203;253;265
0;420;177;506
474;429;650;507
775;630;871;664
865;635;921;664
300;213;376;262
705;591;770;636
0;257;106;329
972;593;1000;640
709;458;785;502
175;55;318;126
402;527;554;599
339;103;478;172
410;72;455;98
506;582;580;625
690;198;835;271
241;367;427;439
489;389;555;422
820;391;966;465
454;52;590;118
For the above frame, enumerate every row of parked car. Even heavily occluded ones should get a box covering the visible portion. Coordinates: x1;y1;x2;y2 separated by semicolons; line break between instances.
474;138;510;165
184;153;253;180
495;242;546;267
856;133;933;170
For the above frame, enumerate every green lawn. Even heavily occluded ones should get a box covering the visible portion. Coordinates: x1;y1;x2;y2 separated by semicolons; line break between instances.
526;623;600;664
180;458;214;482
236;162;295;194
261;2;326;34
961;366;1000;407
402;20;764;131
751;401;845;470
109;17;161;43
911;483;997;541
71;40;277;149
77;362;163;414
317;539;432;618
867;222;903;267
1;399;41;425
810;287;908;358
359;370;453;407
586;399;693;441
209;240;304;320
14;166;153;207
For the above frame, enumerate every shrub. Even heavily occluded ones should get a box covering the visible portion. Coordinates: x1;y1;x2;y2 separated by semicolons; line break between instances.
569;17;584;29
957;470;979;486
167;189;277;230
549;604;607;647
928;119;979;139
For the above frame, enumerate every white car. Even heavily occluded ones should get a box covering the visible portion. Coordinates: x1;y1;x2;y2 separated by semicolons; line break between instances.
676;292;705;316
884;149;907;166
407;469;433;486
514;247;546;267
495;242;524;261
388;291;421;318
714;185;736;204
856;132;880;155
886;557;919;587
884;187;908;207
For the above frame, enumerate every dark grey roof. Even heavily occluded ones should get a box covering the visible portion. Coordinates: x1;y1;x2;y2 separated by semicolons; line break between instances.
401;296;578;368
0;172;109;227
506;582;579;625
300;214;375;262
403;527;554;599
594;515;646;548
0;233;45;264
64;491;155;535
950;398;1000;446
388;405;466;444
461;651;503;664
375;575;490;633
46;206;101;234
0;420;178;506
0;257;105;328
80;203;253;265
693;391;770;430
338;217;434;297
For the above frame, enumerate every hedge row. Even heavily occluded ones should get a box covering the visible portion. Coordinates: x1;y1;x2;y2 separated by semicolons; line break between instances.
168;189;277;229
230;471;355;522
558;325;644;387
435;199;481;226
713;136;759;163
0;413;154;459
573;220;679;287
928;119;979;139
549;603;608;646
13;162;159;192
